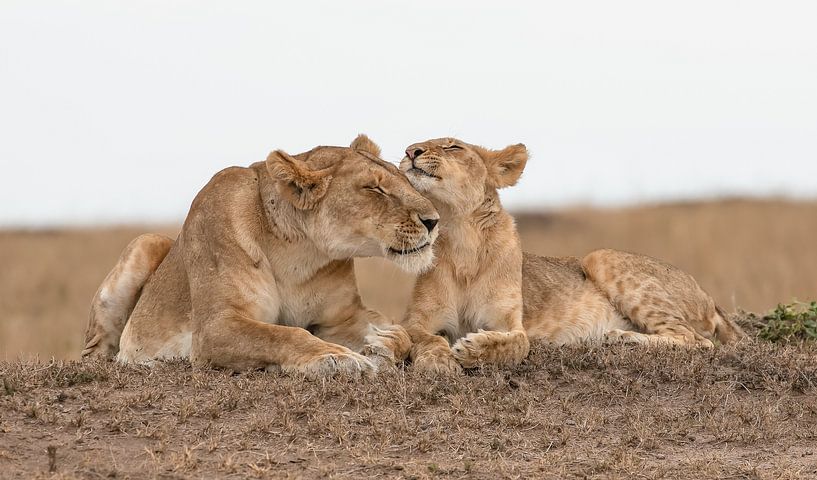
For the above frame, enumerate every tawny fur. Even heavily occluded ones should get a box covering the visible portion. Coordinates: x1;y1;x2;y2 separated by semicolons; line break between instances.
82;135;436;378
389;137;744;374
82;233;173;359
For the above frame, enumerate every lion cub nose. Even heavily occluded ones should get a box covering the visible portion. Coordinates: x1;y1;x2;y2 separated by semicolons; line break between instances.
420;217;439;233
406;146;426;160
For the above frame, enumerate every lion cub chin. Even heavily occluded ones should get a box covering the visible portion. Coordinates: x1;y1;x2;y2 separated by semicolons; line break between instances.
386;137;744;374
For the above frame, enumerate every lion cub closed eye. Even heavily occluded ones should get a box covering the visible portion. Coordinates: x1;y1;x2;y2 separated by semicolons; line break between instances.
389;137;744;374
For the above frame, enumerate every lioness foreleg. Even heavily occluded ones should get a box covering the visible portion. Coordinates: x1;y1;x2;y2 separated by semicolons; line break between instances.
192;311;376;378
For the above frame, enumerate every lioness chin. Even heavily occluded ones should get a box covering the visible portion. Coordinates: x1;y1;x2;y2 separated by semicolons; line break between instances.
388;137;744;374
82;135;436;378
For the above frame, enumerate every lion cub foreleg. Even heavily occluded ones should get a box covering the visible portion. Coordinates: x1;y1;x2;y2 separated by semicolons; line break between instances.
404;312;462;375
400;280;462;374
451;329;530;368
408;326;462;374
451;304;530;368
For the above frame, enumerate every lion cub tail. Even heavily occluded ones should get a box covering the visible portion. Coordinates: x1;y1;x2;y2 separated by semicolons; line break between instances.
82;234;173;360
713;305;747;345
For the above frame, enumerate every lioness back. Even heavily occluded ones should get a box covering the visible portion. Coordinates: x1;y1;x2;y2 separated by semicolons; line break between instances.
118;165;261;363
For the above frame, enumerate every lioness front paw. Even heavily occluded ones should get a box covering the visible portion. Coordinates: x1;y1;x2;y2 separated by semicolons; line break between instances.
363;324;412;363
287;350;376;379
412;349;462;375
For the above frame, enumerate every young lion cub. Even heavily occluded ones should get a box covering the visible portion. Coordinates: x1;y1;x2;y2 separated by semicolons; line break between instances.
395;137;744;374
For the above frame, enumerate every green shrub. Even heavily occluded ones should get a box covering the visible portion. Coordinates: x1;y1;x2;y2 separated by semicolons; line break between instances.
757;301;817;343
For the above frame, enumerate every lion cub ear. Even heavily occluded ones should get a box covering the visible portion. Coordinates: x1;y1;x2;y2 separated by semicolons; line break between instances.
265;150;332;210
350;134;382;157
478;143;528;189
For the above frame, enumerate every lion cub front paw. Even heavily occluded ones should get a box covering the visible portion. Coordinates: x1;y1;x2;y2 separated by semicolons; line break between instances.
452;330;530;368
412;348;462;375
363;324;412;363
288;349;376;379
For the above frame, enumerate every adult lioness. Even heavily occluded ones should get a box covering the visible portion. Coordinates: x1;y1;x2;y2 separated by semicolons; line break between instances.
82;135;437;378
393;137;744;373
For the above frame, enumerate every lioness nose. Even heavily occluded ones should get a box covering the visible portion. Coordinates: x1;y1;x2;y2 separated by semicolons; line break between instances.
406;146;426;160
420;217;438;233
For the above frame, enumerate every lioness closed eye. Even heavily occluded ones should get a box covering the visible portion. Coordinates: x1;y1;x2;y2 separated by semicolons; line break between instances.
82;135;438;378
389;137;744;374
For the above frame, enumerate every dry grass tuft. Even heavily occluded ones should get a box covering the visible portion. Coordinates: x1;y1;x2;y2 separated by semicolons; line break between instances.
1;321;816;478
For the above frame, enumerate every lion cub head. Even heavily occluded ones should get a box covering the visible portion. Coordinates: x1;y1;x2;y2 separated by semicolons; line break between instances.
265;135;440;273
399;137;528;214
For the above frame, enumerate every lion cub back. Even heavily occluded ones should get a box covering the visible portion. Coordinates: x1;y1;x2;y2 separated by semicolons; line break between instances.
582;249;745;344
521;253;630;343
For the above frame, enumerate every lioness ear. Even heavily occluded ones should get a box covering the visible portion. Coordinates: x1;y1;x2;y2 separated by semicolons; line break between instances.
477;143;528;189
265;150;332;210
350;134;382;157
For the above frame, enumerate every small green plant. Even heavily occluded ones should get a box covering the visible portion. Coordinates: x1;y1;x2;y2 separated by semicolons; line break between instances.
757;301;817;343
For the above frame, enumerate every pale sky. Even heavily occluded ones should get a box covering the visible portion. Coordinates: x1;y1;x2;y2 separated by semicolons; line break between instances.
1;1;816;226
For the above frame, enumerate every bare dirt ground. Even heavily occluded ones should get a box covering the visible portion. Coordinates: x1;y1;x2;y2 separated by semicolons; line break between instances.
1;200;817;478
2;319;817;479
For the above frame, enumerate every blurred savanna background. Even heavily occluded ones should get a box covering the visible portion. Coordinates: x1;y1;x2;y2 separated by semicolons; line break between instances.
2;199;816;360
1;1;816;361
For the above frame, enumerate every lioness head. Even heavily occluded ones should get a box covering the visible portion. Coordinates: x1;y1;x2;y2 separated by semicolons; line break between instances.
400;138;528;214
265;135;439;273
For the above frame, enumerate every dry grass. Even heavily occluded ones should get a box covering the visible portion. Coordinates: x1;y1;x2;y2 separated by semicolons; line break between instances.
2;199;815;360
1;327;816;479
1;199;817;477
